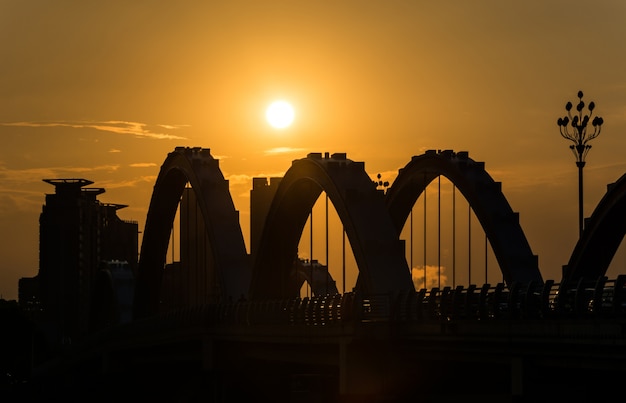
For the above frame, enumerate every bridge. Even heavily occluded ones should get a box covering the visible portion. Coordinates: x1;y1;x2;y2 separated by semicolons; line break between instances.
26;147;626;402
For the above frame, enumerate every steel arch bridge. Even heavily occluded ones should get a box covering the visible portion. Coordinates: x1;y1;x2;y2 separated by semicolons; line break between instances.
563;172;626;285
385;149;543;285
134;147;249;318
249;152;413;299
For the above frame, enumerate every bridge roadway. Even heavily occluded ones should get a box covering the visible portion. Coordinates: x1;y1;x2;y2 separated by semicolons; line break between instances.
28;276;626;402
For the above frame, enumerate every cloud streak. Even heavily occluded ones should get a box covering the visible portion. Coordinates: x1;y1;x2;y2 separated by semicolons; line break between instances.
129;163;158;168
0;164;120;182
1;120;188;140
264;147;307;155
0;164;123;213
95;176;158;190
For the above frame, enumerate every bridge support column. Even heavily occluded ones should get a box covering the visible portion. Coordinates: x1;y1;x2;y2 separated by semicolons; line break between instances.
202;335;214;370
339;341;348;395
101;351;110;374
340;340;384;399
338;339;395;400
511;356;524;398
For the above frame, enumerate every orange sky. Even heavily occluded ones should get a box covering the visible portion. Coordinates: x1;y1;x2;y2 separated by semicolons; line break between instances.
2;1;626;300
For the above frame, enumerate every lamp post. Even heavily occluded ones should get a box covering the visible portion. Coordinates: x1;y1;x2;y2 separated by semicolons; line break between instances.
557;90;604;238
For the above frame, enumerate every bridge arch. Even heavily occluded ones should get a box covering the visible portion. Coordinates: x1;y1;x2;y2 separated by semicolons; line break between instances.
385;150;543;285
250;152;413;299
134;147;249;318
563;172;626;285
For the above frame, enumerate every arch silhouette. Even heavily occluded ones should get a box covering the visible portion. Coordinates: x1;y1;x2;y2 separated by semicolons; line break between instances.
134;147;249;318
250;152;413;299
563;173;626;285
385;150;543;285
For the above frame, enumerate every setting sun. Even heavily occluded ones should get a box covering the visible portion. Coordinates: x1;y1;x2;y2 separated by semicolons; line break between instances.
266;100;295;129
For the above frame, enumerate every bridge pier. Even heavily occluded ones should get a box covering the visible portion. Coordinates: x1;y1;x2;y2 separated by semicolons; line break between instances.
339;340;393;400
511;356;524;398
202;334;213;371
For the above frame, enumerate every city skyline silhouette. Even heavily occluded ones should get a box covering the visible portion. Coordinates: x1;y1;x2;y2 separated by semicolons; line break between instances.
3;3;626;401
6;146;626;401
2;2;626;302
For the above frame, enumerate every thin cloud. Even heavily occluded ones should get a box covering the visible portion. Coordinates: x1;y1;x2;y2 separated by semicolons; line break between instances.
96;176;157;190
59;165;120;173
1;120;187;140
0;164;119;183
227;172;287;201
0;164;120;212
0;190;42;213
109;149;122;153
264;147;307;155
226;174;253;186
129;163;157;168
411;265;449;290
157;123;190;130
226;172;287;187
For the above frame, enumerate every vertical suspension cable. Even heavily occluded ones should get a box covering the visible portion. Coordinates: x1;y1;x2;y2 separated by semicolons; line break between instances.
203;192;208;304
485;232;488;285
468;204;472;285
171;222;175;264
193;191;197;306
342;227;346;295
169;205;176;305
410;208;413;287
423;172;427;290
185;189;190;306
177;192;183;308
198;205;202;305
183;192;187;306
438;175;441;289
307;207;315;298
452;183;456;288
325;193;329;296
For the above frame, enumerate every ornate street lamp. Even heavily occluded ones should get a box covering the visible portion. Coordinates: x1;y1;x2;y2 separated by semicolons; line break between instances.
374;173;390;193
557;90;604;238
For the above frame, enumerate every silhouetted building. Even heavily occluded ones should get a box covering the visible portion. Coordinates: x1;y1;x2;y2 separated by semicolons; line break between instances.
295;258;338;296
23;178;138;351
250;177;282;260
18;275;41;319
90;260;134;331
99;203;139;273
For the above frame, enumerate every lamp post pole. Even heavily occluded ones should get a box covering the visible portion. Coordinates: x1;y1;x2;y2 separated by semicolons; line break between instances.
576;158;584;239
557;90;604;238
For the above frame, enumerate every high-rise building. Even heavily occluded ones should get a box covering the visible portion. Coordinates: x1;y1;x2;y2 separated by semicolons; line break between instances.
24;178;138;350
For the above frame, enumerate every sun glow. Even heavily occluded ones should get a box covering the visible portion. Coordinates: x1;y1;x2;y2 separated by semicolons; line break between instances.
266;100;295;129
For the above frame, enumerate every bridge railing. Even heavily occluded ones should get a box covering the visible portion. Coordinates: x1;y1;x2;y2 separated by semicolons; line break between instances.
552;275;626;317
142;275;626;330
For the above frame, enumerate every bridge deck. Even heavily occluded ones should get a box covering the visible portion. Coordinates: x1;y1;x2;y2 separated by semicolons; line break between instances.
29;279;626;402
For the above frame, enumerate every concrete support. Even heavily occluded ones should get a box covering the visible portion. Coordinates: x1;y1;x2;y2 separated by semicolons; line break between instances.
202;335;213;371
338;340;390;400
511;356;524;398
339;341;348;395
